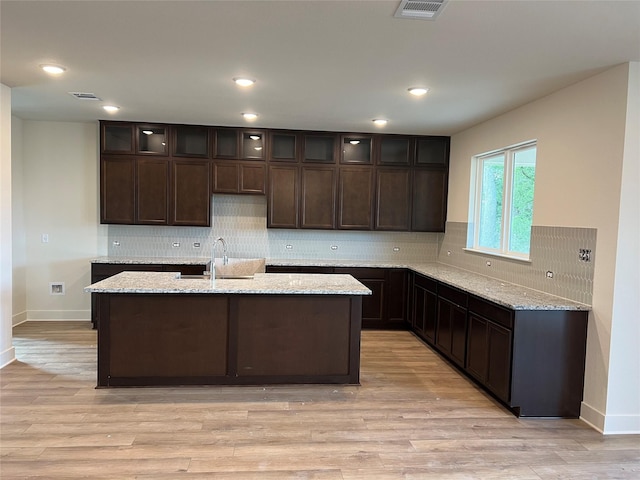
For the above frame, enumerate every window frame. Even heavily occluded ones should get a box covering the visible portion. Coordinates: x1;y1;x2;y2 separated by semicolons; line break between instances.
467;140;537;261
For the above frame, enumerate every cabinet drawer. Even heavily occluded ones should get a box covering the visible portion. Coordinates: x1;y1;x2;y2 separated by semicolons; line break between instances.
468;296;513;329
334;267;385;279
438;284;467;308
414;273;437;292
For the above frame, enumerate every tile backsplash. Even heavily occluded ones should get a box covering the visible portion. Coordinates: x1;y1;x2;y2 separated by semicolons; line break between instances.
107;195;440;263
438;222;596;304
106;198;595;304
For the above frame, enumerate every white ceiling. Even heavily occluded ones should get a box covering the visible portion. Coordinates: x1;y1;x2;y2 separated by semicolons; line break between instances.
2;0;639;135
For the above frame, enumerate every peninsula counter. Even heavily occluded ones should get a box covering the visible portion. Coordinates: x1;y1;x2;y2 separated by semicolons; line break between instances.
85;272;371;387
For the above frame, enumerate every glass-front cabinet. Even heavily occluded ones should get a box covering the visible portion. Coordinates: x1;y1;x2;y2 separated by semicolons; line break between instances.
136;125;168;155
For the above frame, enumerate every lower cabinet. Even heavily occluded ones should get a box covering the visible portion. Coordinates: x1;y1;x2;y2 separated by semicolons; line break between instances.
434;284;468;368
466;312;512;403
412;273;438;343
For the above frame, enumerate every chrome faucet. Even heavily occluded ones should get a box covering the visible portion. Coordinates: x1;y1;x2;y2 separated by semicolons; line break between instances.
213;237;229;265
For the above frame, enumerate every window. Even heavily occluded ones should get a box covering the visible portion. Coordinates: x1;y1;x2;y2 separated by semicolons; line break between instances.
468;141;536;259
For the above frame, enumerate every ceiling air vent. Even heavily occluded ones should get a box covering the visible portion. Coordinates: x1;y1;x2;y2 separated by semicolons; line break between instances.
394;0;448;21
68;92;102;101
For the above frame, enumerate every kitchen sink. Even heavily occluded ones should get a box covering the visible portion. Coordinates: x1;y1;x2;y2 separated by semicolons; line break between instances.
176;257;266;280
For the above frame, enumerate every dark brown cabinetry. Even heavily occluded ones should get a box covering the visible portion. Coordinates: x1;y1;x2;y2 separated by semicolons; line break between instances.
172;160;210;226
338;167;374;230
375;168;411;231
136;158;169;224
267;165;299;228
301;166;336;229
100;156;135;224
412;169;447;232
212;162;265;195
412;273;438;343
101;121;449;231
408;272;588;417
436;285;468;368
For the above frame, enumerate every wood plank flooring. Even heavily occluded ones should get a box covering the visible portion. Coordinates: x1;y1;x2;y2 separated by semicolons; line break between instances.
1;321;638;479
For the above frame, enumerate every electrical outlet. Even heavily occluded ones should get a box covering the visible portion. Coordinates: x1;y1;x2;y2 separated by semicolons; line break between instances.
49;282;65;295
486;261;491;267
546;271;554;279
578;249;591;262
41;233;49;243
393;247;400;252
193;242;201;248
285;244;293;250
112;240;120;247
330;245;338;250
172;242;180;248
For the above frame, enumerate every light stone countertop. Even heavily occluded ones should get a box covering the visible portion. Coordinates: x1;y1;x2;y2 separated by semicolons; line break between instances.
91;256;590;311
84;271;372;296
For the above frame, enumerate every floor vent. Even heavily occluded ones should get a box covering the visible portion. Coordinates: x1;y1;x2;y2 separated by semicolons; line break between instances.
393;0;448;21
68;92;102;101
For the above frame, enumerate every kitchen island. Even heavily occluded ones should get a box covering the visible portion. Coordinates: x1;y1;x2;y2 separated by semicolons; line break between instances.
85;272;371;387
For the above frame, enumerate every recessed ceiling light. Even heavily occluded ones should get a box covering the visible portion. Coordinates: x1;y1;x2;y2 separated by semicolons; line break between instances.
373;119;388;126
234;77;256;87
242;112;258;121
408;87;428;96
103;105;120;113
40;64;66;75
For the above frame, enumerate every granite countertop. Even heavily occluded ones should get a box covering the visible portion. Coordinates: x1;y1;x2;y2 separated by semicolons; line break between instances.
84;271;372;296
92;256;211;265
91;256;590;311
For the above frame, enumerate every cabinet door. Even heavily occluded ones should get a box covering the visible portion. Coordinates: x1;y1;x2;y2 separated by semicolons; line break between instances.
338;167;373;230
240;163;266;194
466;314;489;382
436;297;468;367
171;160;211;226
241;130;266;160
136;125;168;155
102;123;134;154
301;166;336;229
136;158;169;225
212;162;239;193
450;303;468;367
361;278;385;327
214;128;240;159
304;133;337;163
341;135;372;164
174;126;209;157
269;131;299;162
375;169;411;231
415;136;450;166
385;269;407;326
268;165;299;228
412;169;447;232
101;157;135;224
486;322;512;402
378;136;412;166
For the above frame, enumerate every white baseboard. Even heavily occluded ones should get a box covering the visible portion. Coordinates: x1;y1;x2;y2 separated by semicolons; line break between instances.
604;414;640;434
27;310;90;321
581;401;640;434
12;310;27;326
0;346;16;369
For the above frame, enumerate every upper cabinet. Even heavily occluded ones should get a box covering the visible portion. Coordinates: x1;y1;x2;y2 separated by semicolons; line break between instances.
102;123;135;154
415;136;450;166
341;135;372;164
174;125;209;158
304;133;338;164
377;136;412;166
100;121;450;231
136;125;168;155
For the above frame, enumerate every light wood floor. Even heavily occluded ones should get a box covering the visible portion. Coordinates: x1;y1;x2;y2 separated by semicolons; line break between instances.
1;322;638;479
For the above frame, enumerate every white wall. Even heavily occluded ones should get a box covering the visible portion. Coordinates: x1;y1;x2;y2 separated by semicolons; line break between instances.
606;62;640;433
21;121;103;320
0;84;16;367
449;63;638;433
11;115;26;325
